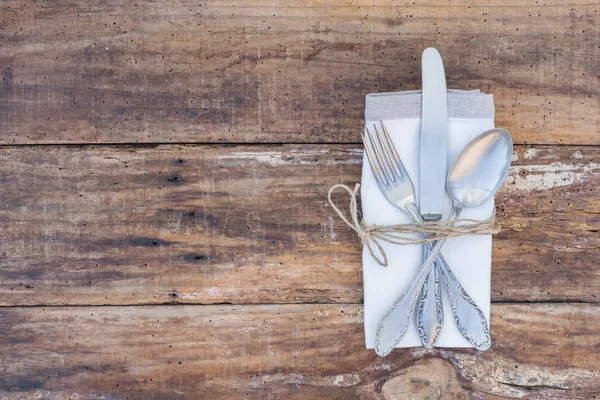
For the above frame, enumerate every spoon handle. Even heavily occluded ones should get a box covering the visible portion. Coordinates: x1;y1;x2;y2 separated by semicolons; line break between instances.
413;206;492;350
438;256;491;350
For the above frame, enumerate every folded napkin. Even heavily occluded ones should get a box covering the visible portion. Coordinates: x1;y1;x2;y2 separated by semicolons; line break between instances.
362;89;495;348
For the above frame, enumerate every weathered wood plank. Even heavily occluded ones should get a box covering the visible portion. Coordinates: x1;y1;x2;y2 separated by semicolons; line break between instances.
0;303;599;399
0;0;598;145
0;144;598;306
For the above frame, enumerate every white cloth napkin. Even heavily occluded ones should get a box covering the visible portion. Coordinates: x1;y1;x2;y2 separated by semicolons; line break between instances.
362;89;495;348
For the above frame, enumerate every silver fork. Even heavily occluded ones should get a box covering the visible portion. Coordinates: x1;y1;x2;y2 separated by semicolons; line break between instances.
362;121;491;357
364;124;443;350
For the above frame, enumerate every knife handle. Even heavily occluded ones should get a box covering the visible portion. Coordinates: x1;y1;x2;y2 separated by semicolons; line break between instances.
415;245;443;348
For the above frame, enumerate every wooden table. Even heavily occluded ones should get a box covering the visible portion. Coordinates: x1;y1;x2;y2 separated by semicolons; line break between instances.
1;1;599;398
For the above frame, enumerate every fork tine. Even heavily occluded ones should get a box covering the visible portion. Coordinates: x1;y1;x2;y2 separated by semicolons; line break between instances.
361;129;389;188
365;127;395;185
373;124;400;182
379;121;410;179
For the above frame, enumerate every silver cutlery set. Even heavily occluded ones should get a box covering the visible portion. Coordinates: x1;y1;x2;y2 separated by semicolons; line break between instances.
362;48;513;357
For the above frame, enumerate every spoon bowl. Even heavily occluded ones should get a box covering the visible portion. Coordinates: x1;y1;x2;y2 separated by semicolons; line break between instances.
446;128;513;209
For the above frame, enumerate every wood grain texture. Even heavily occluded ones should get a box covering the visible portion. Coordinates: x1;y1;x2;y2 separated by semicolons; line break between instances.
1;303;599;399
1;1;598;397
0;144;598;306
1;0;598;145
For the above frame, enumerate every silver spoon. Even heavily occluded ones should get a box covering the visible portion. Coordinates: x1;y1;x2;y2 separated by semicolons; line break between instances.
375;128;512;355
418;128;513;278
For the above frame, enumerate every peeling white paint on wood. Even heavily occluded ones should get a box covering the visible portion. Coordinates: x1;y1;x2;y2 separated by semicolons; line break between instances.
523;148;540;159
505;162;600;191
217;149;363;167
253;372;360;388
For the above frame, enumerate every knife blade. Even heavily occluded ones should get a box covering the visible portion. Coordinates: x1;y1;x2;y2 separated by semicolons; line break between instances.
419;47;448;220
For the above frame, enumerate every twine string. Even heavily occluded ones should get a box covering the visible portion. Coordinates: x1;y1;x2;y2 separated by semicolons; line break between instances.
327;183;501;267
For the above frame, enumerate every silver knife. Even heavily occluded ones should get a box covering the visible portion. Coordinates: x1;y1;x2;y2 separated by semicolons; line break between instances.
415;48;448;347
419;48;448;220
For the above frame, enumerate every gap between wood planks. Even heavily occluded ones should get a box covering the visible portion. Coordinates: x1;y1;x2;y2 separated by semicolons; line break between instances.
1;141;600;148
1;300;599;309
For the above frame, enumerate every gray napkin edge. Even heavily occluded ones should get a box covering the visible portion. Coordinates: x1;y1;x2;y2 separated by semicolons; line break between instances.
365;89;494;120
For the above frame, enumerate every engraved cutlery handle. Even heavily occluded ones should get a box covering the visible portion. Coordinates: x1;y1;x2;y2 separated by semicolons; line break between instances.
410;204;443;349
414;205;491;350
414;206;460;285
375;204;441;356
415;245;443;348
375;249;434;356
375;204;490;356
437;260;491;350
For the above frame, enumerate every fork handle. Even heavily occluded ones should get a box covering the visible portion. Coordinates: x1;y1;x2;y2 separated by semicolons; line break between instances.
374;244;435;356
375;204;442;356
